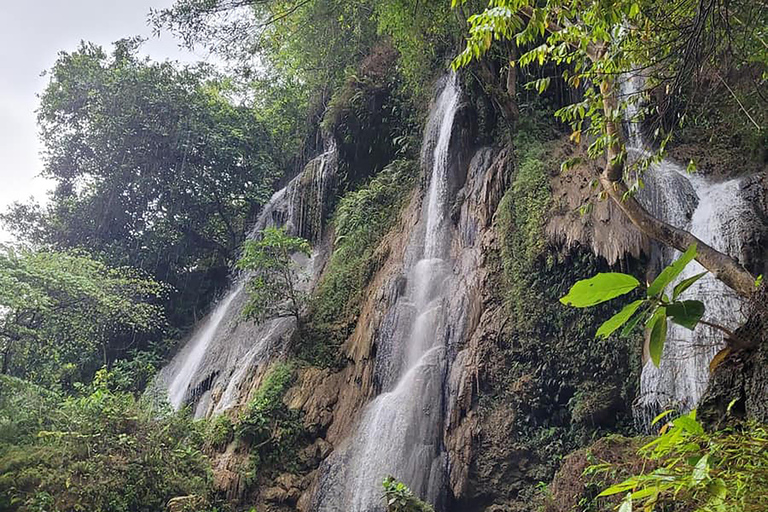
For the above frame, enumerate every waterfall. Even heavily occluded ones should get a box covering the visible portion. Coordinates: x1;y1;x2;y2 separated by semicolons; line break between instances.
167;284;243;410
623;77;754;419
154;141;338;417
314;74;462;511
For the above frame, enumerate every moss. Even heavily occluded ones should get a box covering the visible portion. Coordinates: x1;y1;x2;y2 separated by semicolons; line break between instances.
299;160;417;367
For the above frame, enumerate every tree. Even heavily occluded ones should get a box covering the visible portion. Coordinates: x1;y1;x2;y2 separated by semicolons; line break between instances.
237;227;311;322
0;247;165;388
1;39;283;326
453;0;765;297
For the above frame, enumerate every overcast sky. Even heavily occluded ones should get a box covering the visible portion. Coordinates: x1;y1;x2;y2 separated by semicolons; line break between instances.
0;0;213;242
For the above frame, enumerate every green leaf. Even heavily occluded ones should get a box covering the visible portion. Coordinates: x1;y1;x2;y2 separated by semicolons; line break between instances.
757;274;764;288
648;307;667;367
596;300;645;338
651;409;675;426
647;244;697;297
667;300;705;330
598;480;637;497
693;454;710;483
621;304;647;336
629;3;640;18
560;273;640;308
672;271;707;300
674;414;704;435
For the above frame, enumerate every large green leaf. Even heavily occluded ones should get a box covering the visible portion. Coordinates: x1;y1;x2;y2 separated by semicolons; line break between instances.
596;299;645;338
667;300;705;330
621;303;648;336
647;244;697;297
672;271;707;300
560;273;640;308
648;307;667;367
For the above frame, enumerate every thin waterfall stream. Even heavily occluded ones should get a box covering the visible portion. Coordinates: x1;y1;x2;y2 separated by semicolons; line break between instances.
154;141;338;417
314;74;462;512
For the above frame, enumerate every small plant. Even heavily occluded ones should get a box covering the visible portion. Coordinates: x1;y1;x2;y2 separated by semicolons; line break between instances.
234;362;304;481
204;414;234;450
237;227;311;323
593;408;768;511
382;477;435;512
560;243;728;366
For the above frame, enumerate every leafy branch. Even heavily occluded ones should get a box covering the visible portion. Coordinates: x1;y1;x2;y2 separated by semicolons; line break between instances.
560;243;731;366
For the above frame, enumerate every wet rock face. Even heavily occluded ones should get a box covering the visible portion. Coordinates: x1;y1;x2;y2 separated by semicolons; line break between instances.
699;286;768;428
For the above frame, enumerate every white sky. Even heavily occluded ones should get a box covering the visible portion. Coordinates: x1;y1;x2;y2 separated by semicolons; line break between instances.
0;0;213;242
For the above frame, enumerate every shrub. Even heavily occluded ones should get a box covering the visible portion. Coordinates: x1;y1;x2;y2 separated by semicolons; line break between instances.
235;362;304;480
595;410;768;511
0;371;213;512
382;477;434;512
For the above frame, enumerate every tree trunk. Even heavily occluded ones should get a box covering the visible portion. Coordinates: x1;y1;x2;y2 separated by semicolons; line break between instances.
598;78;756;298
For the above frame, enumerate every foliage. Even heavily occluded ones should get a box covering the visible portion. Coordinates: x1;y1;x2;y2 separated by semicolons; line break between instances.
560;244;722;366
322;44;421;185
0;371;213;512
382;477;435;512
204;414;234;451
374;0;459;97
595;410;768;511
153;0;461;102
2;39;283;329
484;128;642;500
453;0;767;179
0;247;165;388
235;362;304;480
237;227;311;322
301;160;417;366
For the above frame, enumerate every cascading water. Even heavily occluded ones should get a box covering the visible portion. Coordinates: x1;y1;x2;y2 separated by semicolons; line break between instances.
154;141;338;418
167;284;244;410
623;76;755;418
314;74;462;512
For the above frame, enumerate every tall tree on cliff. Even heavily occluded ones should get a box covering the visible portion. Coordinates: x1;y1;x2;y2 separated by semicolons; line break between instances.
453;0;766;297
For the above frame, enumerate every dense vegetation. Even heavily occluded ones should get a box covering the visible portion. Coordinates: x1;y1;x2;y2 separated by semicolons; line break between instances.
0;0;765;510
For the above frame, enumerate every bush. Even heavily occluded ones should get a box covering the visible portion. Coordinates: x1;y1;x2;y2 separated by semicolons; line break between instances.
235;362;304;481
382;477;434;512
595;410;768;511
0;371;213;512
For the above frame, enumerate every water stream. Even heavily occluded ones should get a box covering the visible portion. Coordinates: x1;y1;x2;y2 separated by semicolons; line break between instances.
155;141;338;417
314;74;462;512
623;77;753;418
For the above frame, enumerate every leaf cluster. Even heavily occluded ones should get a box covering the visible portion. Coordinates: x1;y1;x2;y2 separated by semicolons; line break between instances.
561;244;710;367
382;476;435;512
237;227;311;323
596;410;768;512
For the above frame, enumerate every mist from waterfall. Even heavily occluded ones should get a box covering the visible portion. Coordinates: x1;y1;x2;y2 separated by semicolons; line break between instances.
623;76;752;418
314;74;461;512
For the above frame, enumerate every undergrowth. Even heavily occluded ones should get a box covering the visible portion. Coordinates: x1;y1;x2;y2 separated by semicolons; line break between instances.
0;372;214;512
